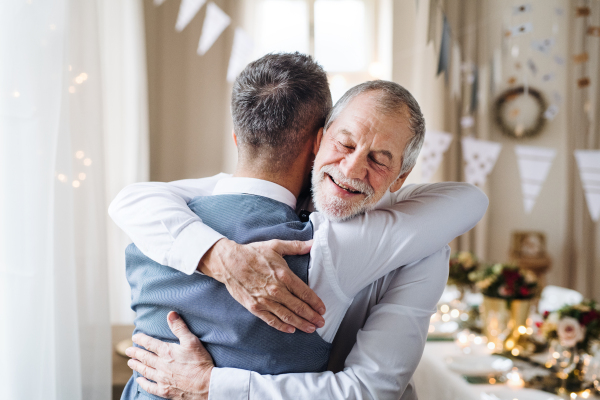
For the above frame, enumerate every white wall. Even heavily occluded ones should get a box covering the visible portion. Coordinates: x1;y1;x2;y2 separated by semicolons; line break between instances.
391;0;575;287
485;0;569;286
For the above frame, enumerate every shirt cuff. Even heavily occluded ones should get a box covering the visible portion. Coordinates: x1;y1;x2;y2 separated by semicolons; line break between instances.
166;221;224;275
208;367;250;400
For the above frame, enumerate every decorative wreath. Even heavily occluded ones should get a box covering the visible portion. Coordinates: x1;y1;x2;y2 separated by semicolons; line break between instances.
493;86;547;139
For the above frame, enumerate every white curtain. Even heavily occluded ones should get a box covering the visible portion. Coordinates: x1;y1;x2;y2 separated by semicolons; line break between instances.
0;0;148;398
98;0;149;325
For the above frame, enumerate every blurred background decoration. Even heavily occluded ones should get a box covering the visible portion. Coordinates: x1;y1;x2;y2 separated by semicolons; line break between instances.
1;0;600;399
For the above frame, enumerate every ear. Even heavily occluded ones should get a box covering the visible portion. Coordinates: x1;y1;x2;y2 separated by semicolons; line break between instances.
389;167;413;193
232;131;238;147
313;127;324;156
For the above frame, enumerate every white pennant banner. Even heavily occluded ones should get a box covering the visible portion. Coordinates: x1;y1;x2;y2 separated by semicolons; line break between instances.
154;0;167;5
515;145;556;214
227;27;254;82
574;150;600;221
197;2;231;56
176;0;206;32
451;44;461;98
462;137;502;186
419;130;453;182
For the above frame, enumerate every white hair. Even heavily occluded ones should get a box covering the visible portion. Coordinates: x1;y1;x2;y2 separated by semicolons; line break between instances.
324;80;425;176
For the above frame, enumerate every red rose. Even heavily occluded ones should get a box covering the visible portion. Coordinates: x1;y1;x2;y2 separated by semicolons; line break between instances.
581;310;600;326
503;269;520;285
535;322;543;328
520;287;529;297
543;311;550;318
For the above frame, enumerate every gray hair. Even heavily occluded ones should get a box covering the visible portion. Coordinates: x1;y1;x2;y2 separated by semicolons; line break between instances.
324;80;425;176
232;52;332;171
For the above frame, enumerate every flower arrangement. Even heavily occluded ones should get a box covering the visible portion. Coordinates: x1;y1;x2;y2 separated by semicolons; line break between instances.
448;251;478;288
539;301;600;352
469;263;538;300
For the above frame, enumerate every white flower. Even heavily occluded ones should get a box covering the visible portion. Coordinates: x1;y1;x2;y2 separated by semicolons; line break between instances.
547;312;560;325
557;317;585;347
492;263;503;274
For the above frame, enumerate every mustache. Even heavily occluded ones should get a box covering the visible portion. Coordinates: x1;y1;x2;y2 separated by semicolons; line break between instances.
314;165;374;197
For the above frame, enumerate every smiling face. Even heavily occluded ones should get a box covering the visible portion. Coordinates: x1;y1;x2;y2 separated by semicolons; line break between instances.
311;91;414;221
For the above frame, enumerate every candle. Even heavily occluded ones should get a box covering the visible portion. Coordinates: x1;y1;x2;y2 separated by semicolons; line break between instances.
506;367;525;389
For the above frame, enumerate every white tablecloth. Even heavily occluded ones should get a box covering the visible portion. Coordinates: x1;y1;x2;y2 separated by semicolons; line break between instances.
414;341;493;400
412;342;592;400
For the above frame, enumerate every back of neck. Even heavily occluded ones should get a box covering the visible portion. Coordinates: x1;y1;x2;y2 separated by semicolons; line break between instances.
233;164;304;199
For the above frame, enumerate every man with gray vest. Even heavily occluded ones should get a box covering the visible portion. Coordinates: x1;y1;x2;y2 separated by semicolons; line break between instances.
112;52;488;399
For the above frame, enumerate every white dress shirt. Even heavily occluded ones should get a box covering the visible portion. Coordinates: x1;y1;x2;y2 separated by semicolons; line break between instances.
109;175;489;399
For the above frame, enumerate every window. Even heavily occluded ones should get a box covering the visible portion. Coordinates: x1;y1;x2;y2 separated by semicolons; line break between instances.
246;0;391;102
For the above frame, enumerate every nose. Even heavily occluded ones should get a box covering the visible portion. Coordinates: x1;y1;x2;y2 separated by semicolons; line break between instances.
339;152;367;181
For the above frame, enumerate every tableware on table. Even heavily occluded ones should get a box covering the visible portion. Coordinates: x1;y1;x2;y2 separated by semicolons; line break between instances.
446;354;513;377
455;330;492;355
428;320;459;340
481;388;562;400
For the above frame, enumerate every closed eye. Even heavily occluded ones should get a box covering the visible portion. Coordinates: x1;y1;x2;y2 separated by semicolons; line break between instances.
338;141;354;150
370;155;388;169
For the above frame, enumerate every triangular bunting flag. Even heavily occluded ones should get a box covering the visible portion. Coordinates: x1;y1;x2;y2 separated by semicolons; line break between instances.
462;137;502;186
419;131;453;182
515;145;556;214
154;0;167;6
469;66;478;113
197;2;231;56
176;0;206;32
574;150;600;221
227;27;254;83
437;14;451;81
451;44;461;98
427;0;442;52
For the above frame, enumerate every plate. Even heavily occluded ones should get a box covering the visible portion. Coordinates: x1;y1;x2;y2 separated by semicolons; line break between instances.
446;355;513;376
427;320;459;339
481;388;562;400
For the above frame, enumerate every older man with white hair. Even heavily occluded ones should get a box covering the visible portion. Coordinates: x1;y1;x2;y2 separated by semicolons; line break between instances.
111;53;487;400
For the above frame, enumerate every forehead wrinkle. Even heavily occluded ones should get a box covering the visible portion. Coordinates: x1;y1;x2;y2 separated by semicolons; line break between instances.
336;127;394;163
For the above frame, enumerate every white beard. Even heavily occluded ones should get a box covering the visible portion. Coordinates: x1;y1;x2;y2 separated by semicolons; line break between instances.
311;164;377;222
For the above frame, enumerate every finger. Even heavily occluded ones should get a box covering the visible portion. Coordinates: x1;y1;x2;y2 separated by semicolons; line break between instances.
128;359;161;384
167;311;200;348
132;332;169;357
254;310;296;334
276;289;325;328
125;346;159;369
136;377;169;398
287;273;327;316
270;239;313;256
266;299;317;334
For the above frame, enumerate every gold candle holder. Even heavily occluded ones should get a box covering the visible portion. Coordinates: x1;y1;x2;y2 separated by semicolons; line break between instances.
480;296;531;352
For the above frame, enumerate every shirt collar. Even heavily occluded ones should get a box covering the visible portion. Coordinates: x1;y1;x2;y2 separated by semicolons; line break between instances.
212;177;297;210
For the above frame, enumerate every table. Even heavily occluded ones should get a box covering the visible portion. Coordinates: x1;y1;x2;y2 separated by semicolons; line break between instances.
413;341;599;400
413;342;495;400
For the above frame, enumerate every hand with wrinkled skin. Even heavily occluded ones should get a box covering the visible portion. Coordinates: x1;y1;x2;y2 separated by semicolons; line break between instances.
127;312;213;400
198;238;326;334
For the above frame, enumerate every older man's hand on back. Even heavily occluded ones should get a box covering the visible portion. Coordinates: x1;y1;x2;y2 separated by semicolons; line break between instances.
198;237;326;334
126;312;213;400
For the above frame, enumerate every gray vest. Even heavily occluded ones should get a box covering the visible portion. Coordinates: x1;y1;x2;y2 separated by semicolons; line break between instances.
122;194;332;400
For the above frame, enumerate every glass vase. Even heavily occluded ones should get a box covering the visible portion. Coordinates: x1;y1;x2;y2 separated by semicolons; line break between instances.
480;296;530;351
